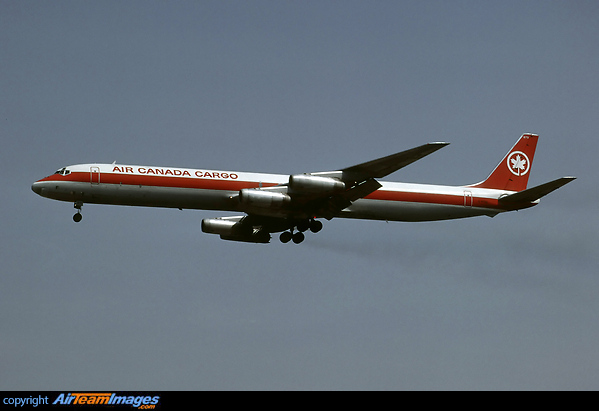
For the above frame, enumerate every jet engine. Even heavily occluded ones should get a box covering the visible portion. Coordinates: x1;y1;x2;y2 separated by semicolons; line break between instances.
201;218;270;243
239;189;291;208
289;174;346;194
201;218;244;236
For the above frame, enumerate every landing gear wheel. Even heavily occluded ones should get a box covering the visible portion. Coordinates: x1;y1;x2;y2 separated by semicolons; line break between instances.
309;220;323;233
292;232;305;244
297;220;310;232
73;201;83;223
279;231;292;243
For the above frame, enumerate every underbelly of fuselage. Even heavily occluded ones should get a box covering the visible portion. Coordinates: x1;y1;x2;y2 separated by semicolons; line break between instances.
340;198;500;222
35;181;236;211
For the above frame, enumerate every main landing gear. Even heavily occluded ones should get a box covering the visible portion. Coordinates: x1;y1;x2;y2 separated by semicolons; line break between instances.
73;201;83;222
279;219;323;244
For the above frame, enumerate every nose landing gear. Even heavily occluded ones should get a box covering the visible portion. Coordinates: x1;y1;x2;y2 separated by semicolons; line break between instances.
73;201;83;222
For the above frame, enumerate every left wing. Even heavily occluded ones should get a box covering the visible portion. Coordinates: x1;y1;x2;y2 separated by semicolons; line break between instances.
203;142;449;242
339;142;450;182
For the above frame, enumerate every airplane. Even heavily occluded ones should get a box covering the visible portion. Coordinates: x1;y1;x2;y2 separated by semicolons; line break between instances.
32;133;575;244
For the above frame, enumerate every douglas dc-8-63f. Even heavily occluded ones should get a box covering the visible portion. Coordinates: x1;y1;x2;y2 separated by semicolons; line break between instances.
32;134;575;244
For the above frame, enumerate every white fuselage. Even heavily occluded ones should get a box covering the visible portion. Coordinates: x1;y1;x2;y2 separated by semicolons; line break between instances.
32;163;527;223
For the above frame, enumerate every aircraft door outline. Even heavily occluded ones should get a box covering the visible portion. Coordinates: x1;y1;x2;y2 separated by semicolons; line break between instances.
90;166;100;184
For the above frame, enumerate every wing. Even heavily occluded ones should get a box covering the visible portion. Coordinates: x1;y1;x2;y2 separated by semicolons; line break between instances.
311;142;449;218
340;142;450;182
204;142;450;242
246;142;450;219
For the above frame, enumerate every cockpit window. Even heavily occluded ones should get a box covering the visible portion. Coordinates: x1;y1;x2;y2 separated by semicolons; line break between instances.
54;167;71;176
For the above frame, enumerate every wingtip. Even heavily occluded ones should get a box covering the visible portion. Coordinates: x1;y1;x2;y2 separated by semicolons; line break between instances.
559;176;577;183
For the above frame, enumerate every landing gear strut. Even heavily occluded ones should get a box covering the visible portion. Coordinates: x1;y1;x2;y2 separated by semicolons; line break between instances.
73;201;83;222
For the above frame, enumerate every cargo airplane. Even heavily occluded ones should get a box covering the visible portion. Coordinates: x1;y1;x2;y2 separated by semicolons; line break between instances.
32;134;574;244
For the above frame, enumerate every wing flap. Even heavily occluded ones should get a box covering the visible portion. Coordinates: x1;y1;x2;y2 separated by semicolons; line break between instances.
315;178;382;220
342;178;382;202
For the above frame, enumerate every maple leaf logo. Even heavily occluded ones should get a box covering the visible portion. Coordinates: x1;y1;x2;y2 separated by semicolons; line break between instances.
511;155;526;174
507;151;530;176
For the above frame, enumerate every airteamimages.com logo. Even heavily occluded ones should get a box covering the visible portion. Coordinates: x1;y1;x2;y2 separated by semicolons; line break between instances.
53;393;160;408
2;393;161;409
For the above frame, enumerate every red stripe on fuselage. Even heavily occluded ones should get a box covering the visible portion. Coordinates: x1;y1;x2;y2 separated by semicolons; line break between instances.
37;171;278;191
38;172;506;210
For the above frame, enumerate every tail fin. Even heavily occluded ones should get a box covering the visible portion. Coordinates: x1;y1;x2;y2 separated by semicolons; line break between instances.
471;133;539;191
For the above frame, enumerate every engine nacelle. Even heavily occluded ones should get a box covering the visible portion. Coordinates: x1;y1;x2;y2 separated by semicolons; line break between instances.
201;218;244;236
239;189;291;208
289;174;346;194
201;218;270;243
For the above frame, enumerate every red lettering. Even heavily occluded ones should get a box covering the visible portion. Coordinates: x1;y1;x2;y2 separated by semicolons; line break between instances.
195;171;203;177
146;168;155;175
165;169;174;176
230;173;238;180
182;170;191;177
155;168;164;175
221;173;229;179
204;172;212;178
125;167;133;173
138;167;146;174
113;166;122;172
212;172;220;179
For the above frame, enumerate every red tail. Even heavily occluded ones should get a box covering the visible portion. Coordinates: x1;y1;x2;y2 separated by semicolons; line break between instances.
471;134;539;192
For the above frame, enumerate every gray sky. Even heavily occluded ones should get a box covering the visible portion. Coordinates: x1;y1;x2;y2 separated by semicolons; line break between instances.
2;1;598;390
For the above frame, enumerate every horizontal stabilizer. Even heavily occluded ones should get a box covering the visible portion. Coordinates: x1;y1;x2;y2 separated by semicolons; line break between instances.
499;177;576;203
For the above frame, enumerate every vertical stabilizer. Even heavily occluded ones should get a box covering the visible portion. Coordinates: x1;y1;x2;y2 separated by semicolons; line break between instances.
471;134;539;192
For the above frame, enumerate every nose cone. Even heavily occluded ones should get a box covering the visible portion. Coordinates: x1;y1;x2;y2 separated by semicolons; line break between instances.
32;181;44;195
